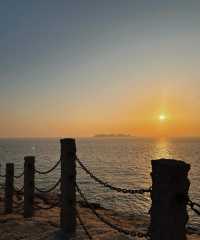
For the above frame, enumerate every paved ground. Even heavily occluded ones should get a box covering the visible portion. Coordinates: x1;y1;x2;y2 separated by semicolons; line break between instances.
0;193;199;240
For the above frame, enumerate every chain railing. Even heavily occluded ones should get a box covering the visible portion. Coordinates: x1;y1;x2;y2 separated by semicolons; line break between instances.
14;171;24;179
35;177;61;193
0;159;61;219
188;199;200;216
14;185;24;193
13;198;24;208
0;139;199;240
77;209;93;240
76;183;150;239
35;159;61;175
76;157;151;195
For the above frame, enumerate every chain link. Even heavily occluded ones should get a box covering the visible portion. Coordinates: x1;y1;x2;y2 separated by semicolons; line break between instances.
35;159;61;175
188;199;200;216
35;177;61;193
77;209;93;240
76;183;150;239
13;199;24;208
76;157;151;195
14;185;24;193
14;171;24;179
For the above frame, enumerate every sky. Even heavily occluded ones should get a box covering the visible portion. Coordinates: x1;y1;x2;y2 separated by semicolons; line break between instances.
0;0;200;138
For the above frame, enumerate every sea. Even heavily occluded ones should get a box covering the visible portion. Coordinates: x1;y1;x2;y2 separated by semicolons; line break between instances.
0;137;199;230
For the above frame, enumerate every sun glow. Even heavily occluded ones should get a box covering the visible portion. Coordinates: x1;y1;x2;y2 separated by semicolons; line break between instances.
159;114;167;121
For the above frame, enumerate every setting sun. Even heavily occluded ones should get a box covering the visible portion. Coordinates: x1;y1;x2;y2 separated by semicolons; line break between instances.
159;114;167;121
0;1;199;139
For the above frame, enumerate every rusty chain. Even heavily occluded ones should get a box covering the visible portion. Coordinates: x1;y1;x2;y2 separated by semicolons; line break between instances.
14;185;24;194
188;199;200;216
35;159;61;175
1;167;24;179
14;171;24;179
35;177;61;193
13;199;24;208
77;209;93;240
76;157;151;195
76;183;150;239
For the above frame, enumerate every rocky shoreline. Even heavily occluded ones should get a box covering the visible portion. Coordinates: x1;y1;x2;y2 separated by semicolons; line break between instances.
0;192;199;240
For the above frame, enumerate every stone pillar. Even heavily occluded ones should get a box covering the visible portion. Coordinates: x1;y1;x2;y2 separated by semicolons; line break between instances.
60;138;76;237
24;156;35;218
5;163;14;213
150;159;190;240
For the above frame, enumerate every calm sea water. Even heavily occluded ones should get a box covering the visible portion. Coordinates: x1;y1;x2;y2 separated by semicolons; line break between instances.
0;137;199;229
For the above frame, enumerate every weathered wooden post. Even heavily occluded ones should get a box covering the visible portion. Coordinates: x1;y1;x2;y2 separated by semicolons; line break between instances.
5;163;14;213
0;164;4;189
60;138;76;237
150;159;190;240
24;156;35;218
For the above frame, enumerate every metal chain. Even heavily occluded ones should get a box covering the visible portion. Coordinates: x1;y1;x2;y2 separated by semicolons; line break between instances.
14;171;24;179
35;159;61;175
14;185;24;193
13;199;24;206
76;157;151;195
35;177;61;193
77;209;93;240
188;199;200;216
76;183;149;239
13;199;24;208
191;201;200;208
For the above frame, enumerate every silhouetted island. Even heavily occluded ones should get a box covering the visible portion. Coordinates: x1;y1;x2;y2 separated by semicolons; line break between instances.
93;134;133;138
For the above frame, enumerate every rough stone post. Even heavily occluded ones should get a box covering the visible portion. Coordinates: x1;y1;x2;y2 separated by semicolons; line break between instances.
150;159;190;240
24;156;35;218
60;138;76;237
0;163;3;178
5;163;14;213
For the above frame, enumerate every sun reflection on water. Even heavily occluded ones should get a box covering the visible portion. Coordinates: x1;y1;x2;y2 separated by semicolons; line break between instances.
152;138;172;160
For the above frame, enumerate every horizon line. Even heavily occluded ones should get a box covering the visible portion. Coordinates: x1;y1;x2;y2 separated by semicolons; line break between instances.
0;136;200;139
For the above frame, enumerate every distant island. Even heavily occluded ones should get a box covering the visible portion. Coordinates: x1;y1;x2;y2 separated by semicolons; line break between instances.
93;134;133;138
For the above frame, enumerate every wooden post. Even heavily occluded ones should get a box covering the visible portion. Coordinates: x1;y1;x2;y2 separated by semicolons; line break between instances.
150;159;190;240
60;138;76;237
0;164;4;190
5;163;14;214
24;156;35;218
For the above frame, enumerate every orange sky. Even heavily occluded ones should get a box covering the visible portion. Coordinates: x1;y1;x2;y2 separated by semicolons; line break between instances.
1;78;199;138
0;2;200;138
